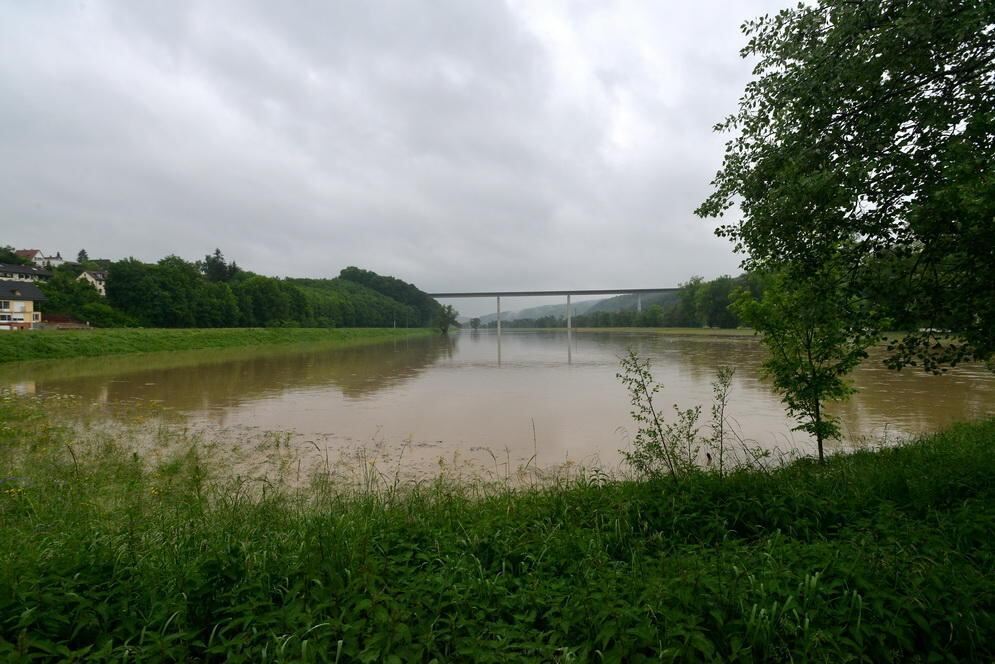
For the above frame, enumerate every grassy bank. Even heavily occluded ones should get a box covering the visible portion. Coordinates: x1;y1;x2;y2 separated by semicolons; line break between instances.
0;327;431;363
1;397;993;661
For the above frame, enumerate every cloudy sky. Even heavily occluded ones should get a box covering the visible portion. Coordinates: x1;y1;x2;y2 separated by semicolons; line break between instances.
1;0;783;315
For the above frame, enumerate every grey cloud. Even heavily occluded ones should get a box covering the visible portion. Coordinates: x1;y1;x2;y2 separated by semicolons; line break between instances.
0;0;785;316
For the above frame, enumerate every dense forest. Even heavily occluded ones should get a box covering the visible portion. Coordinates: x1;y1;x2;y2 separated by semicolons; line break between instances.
20;249;440;329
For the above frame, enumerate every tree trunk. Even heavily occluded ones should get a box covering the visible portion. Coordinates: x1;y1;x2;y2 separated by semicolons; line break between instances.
814;398;825;463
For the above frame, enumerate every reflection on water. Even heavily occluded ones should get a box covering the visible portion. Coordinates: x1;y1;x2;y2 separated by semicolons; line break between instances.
3;330;994;476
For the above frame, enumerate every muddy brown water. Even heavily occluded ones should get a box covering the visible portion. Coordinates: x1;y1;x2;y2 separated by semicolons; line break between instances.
3;330;994;479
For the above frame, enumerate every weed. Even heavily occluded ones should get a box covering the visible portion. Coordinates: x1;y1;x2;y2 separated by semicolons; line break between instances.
1;393;993;660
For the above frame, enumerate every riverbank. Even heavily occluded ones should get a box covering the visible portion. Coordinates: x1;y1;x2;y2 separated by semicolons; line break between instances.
1;391;991;661
0;327;432;363
475;327;755;335
573;326;754;335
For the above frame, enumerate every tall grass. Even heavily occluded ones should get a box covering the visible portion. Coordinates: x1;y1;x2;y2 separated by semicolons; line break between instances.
1;393;993;661
0;327;430;363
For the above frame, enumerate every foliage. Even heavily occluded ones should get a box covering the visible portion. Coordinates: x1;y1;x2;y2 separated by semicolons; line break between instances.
38;271;100;317
617;350;704;481
76;249;88;264
734;270;880;462
0;246;31;266
0;328;429;363
199;248;241;283
91;254;431;330
697;0;995;370
469;317;481;330
290;278;421;329
339;266;440;326
694;276;740;329
707;365;735;477
435;304;459;335
2;391;994;660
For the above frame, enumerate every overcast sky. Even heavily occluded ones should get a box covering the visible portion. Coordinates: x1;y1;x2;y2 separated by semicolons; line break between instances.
1;0;784;316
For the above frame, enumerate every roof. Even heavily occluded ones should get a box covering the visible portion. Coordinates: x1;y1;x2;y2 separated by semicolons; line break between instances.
14;249;41;259
0;263;52;277
0;280;46;301
82;270;108;280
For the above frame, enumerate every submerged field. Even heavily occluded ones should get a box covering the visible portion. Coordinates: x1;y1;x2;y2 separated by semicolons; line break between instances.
0;327;431;363
1;388;992;661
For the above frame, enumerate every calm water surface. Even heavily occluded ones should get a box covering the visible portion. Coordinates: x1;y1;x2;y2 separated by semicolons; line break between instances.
4;330;994;477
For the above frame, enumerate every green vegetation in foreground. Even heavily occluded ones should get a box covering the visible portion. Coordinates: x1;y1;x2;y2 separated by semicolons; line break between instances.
0;327;430;363
1;395;993;661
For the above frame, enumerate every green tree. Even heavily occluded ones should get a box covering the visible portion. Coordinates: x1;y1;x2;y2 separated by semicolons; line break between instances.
734;269;880;462
638;304;665;328
339;266;440;325
233;276;290;327
694;276;739;328
76;249;89;264
201;249;240;283
698;0;995;371
194;282;240;327
151;256;203;327
672;277;704;327
0;246;30;265
469;317;481;330
435;304;459;335
39;271;102;316
106;259;159;325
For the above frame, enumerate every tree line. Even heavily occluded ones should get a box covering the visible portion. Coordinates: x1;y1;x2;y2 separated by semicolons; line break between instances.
482;274;763;329
30;249;441;329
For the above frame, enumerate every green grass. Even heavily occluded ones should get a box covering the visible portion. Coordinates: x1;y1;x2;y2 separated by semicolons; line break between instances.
1;394;993;661
0;327;431;363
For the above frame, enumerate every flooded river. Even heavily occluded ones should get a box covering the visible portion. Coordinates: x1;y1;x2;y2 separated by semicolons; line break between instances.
3;330;994;480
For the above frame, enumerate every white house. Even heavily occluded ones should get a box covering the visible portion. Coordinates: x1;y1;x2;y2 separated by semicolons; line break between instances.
78;270;108;296
15;249;66;268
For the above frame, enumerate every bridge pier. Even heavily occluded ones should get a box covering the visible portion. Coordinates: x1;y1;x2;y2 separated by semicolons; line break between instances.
496;296;501;336
566;294;571;332
637;293;642;313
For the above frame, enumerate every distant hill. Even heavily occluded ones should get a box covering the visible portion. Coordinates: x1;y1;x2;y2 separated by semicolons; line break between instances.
475;291;678;323
477;299;600;324
584;291;679;314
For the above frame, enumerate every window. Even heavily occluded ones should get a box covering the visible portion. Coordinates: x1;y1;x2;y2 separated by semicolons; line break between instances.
0;301;8;311
33;313;40;322
0;315;9;322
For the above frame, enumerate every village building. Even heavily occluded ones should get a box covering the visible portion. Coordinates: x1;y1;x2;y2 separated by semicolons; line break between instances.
0;263;52;282
78;270;108;296
15;249;67;268
0;280;45;331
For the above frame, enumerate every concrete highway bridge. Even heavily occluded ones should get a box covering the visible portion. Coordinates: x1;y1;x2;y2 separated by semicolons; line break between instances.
427;288;679;332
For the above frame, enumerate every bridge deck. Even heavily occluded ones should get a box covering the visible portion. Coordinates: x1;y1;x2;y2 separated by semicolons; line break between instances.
428;288;678;298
